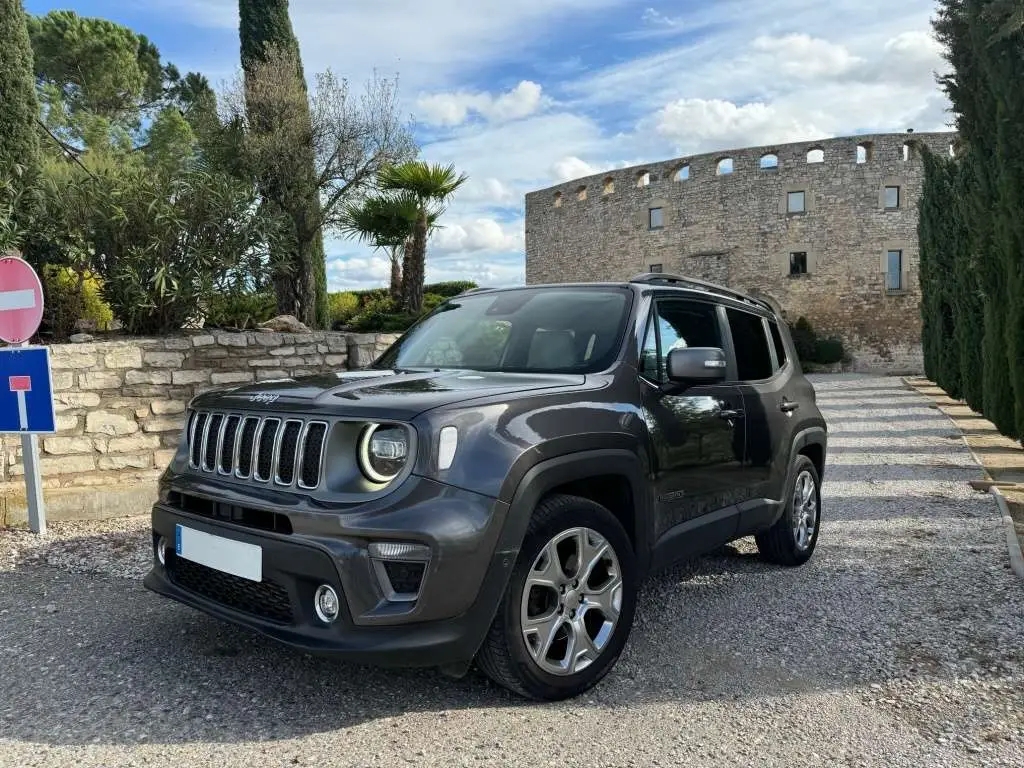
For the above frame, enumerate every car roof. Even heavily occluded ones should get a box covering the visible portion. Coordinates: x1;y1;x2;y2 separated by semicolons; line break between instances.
458;273;775;316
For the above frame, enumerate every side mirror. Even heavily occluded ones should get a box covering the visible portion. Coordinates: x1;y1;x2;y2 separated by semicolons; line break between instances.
667;347;727;384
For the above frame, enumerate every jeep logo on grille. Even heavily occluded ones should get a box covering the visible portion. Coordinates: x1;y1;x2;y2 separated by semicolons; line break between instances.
248;393;281;404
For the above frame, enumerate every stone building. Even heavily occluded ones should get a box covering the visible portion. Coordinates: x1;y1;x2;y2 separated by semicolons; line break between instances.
524;131;957;372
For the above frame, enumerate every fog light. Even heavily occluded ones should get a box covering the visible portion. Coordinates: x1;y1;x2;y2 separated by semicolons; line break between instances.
156;536;167;566
314;584;340;624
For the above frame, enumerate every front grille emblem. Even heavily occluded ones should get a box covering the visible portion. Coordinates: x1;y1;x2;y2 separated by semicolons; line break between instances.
248;393;281;405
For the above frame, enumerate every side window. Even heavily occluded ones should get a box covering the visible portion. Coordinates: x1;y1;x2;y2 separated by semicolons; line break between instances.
726;308;774;381
768;320;788;370
640;299;722;382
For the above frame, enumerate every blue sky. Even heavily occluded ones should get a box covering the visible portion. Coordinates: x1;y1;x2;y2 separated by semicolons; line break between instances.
26;0;953;291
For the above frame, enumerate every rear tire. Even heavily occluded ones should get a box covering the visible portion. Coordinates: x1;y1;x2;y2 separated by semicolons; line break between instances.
755;454;821;567
476;494;637;700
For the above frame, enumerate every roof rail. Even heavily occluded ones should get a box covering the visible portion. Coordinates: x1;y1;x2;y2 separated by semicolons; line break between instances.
628;272;771;311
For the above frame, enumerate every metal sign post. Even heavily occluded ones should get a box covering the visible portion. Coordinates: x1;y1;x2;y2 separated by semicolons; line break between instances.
0;255;52;535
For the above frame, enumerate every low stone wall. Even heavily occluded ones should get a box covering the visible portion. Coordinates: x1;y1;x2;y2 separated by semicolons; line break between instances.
0;331;398;526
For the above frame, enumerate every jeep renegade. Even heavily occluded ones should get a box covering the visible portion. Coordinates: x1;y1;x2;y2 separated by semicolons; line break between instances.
145;273;828;700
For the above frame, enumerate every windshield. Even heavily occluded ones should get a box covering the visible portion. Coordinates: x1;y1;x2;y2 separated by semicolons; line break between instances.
374;287;633;374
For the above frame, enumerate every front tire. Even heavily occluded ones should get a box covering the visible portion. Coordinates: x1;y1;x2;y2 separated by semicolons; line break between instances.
476;494;637;700
755;454;822;566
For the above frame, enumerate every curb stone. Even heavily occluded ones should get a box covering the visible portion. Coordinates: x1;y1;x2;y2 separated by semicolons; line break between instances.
990;486;1024;582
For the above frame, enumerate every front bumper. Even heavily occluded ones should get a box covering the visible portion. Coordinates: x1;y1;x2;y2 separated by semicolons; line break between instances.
143;474;517;668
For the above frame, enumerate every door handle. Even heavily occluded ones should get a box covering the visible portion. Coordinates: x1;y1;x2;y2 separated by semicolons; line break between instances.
718;409;744;420
780;400;800;413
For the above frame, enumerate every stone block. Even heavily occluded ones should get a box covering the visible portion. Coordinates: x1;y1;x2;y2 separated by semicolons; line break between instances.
103;347;143;368
142;418;184;433
155;449;178;468
122;385;170;398
98;454;153;471
216;332;249;347
248;358;281;368
54;392;101;410
79;371;123;390
51;372;75;391
256;369;289;381
151;400;186;415
85;411;139;436
125;369;172;385
325;354;348;366
43;436;95;456
55;414;79;432
191;334;215;347
253;332;284;347
102;433;162;454
9;454;96;476
348;344;377;368
294;345;317;355
193;347;229;359
269;346;296;356
211;372;255;385
50;350;97;369
144;351;186;368
171;370;210;385
163;337;192;350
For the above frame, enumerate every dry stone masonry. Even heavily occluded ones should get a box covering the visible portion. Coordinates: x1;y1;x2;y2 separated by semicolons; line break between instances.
0;330;398;525
525;132;957;372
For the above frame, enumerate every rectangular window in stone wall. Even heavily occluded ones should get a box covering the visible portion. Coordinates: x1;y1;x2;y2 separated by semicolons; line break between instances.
789;251;808;275
886;250;904;292
885;185;900;209
787;191;805;213
649;207;664;230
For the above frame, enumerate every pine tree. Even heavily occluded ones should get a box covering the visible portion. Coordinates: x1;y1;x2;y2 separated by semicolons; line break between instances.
239;0;328;329
0;0;40;180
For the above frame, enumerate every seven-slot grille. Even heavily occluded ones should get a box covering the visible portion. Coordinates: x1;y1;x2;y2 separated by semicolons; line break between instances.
186;410;328;490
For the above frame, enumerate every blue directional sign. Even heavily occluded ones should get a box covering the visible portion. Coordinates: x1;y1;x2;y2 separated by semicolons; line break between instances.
0;346;56;433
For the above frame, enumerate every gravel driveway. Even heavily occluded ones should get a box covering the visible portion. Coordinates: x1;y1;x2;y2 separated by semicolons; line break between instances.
1;374;1022;768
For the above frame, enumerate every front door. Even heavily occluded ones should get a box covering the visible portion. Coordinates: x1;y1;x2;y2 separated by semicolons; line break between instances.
638;297;748;549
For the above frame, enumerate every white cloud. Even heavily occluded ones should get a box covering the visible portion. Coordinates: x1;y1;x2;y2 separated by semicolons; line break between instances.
751;34;863;79
415;81;546;126
430;218;523;255
550;156;600;182
654;98;825;152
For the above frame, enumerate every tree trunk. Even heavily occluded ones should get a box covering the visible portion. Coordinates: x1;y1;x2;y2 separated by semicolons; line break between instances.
389;247;402;301
402;209;428;314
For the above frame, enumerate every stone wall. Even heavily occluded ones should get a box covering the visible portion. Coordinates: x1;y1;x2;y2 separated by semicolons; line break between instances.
524;131;957;372
0;330;398;525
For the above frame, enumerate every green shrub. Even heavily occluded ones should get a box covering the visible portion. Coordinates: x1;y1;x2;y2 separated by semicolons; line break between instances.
814;337;846;365
423;280;476;298
328;291;359;326
41;265;114;340
789;317;818;362
204;292;277;329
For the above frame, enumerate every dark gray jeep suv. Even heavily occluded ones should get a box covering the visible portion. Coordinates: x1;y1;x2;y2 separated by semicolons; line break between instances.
145;273;827;700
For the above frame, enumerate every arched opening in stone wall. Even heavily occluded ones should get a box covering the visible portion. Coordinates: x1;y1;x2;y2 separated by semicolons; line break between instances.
636;170;651;187
807;148;825;164
902;143;913;161
673;165;690;181
716;157;734;175
576;185;588;201
760;153;779;169
856;143;873;164
603;177;615;195
554;191;562;208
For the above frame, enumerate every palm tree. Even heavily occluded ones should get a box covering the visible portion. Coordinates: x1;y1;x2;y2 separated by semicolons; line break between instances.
338;193;419;301
379;161;468;314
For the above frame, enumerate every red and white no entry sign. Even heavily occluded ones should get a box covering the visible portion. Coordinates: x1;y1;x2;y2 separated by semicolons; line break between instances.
0;256;45;344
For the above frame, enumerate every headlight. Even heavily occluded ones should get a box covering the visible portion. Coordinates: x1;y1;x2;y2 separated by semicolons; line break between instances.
358;423;410;483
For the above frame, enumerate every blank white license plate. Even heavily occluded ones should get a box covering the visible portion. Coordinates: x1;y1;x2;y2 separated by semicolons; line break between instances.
175;524;263;582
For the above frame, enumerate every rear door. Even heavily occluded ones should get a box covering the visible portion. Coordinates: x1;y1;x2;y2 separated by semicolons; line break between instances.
721;308;798;502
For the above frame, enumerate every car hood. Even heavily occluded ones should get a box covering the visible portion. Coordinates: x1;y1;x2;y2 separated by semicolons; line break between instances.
189;368;586;420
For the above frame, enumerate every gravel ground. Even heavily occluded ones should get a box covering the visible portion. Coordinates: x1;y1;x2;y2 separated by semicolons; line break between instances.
1;374;1022;768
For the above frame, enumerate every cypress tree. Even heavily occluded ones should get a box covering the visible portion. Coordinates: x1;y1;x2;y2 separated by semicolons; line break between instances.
0;0;40;180
239;0;329;329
